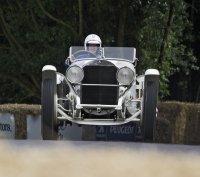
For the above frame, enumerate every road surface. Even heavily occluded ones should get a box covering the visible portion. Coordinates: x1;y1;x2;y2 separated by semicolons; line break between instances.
0;140;200;177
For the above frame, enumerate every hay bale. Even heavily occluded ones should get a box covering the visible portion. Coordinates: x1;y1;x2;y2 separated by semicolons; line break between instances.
0;102;200;144
0;104;40;139
184;104;200;144
158;102;200;144
158;102;187;144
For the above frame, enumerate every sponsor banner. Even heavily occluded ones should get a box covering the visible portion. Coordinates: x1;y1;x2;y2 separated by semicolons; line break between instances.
0;113;15;139
96;123;142;141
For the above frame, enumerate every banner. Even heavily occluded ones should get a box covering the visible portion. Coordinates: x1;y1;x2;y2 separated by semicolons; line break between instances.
0;113;15;139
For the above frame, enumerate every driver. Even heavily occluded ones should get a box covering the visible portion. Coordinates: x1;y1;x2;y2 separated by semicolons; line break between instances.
76;34;102;59
85;34;101;55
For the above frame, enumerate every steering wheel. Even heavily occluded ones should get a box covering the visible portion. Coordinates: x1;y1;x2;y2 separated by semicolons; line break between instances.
71;50;96;60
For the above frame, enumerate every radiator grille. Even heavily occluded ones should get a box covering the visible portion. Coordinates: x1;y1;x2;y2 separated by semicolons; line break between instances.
81;64;118;105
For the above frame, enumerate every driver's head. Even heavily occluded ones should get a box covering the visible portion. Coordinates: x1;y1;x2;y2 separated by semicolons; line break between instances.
84;34;101;54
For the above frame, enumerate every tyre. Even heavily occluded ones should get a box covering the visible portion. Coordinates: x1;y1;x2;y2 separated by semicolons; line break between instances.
142;70;159;141
41;66;58;140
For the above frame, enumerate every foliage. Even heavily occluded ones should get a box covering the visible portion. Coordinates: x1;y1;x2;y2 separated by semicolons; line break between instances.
138;0;198;98
0;0;198;103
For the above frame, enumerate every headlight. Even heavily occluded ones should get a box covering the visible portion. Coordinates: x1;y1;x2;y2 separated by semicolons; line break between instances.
117;67;135;85
66;66;84;83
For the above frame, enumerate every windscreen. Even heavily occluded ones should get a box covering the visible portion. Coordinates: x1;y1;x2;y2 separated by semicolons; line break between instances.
103;47;136;62
69;46;136;62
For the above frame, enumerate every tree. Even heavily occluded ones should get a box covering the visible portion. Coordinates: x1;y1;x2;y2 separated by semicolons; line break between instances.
0;0;77;103
0;0;198;103
137;0;198;99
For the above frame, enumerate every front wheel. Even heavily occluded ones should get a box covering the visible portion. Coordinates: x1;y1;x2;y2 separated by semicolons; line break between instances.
142;69;159;141
41;66;58;140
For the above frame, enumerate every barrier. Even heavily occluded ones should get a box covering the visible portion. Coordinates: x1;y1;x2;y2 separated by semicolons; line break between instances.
58;124;82;140
0;113;15;139
27;115;83;140
0;102;200;144
27;115;42;139
0;113;83;140
95;123;142;141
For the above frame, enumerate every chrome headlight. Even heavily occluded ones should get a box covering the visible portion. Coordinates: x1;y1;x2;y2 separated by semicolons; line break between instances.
66;66;84;83
117;67;135;85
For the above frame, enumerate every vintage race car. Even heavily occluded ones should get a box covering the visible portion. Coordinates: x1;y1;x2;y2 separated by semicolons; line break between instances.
41;46;159;140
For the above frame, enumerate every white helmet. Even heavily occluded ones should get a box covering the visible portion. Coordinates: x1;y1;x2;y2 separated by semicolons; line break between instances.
84;34;102;50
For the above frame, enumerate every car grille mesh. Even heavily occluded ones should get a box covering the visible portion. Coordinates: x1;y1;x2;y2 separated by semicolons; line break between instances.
81;65;118;105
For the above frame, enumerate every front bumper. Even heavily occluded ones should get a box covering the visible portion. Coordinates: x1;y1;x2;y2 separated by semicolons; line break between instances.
57;106;141;125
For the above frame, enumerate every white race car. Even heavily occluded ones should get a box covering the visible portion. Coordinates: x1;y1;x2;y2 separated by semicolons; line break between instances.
41;46;159;141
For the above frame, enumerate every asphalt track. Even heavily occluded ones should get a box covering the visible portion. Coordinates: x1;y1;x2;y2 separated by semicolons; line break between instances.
3;140;200;154
1;140;200;177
